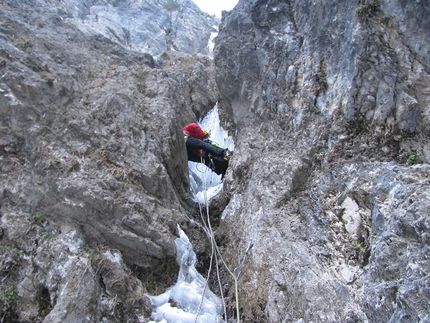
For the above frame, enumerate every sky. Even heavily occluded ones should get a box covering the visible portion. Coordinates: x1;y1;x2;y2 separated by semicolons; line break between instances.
192;0;239;18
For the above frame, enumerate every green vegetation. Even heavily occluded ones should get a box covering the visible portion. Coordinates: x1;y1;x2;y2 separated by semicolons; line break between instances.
164;0;182;13
349;240;365;252
0;245;24;258
1;287;19;305
0;286;19;323
160;51;170;59
32;211;46;224
406;154;415;165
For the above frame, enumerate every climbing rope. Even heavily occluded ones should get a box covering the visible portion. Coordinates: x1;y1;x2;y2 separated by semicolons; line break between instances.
194;157;217;323
202;183;228;322
193;154;254;323
195;161;206;174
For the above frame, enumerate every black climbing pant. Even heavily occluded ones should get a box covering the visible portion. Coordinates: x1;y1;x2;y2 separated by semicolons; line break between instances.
185;136;229;178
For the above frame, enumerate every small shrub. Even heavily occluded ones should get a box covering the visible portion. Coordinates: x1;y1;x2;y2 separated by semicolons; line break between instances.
107;65;117;78
136;80;146;94
406;154;415;165
315;57;328;93
43;154;61;170
92;148;109;165
1;287;19;305
0;57;7;68
0;245;23;257
108;166;141;185
349;240;365;252
32;211;46;224
0;245;23;274
12;34;34;51
160;51;170;60
65;156;80;172
165;53;200;71
0;290;19;322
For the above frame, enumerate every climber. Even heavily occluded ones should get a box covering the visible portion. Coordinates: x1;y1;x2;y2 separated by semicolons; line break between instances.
183;122;232;178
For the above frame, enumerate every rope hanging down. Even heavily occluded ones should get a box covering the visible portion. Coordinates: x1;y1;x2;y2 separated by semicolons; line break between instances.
194;157;226;322
193;156;254;323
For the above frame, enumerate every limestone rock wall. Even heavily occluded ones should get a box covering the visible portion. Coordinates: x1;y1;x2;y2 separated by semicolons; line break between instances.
0;1;218;322
214;0;430;322
6;0;220;57
1;0;429;322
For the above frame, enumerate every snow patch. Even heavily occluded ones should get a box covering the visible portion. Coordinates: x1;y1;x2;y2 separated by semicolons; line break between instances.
207;31;218;55
103;250;122;265
341;196;362;238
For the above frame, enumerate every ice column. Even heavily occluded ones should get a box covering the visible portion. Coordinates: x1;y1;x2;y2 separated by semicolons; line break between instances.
147;225;224;323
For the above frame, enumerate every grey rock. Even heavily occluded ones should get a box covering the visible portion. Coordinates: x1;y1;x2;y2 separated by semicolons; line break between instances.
214;0;430;321
4;0;219;57
0;1;218;321
1;0;430;322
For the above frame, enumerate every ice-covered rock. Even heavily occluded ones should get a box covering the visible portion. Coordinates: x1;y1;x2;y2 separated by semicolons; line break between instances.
147;225;224;323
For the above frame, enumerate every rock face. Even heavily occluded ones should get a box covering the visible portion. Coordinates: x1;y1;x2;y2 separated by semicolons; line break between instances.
1;0;430;322
12;0;220;57
0;1;218;322
214;0;430;322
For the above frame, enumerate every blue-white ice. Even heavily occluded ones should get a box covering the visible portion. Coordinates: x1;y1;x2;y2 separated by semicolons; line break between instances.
147;225;225;323
188;104;234;203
